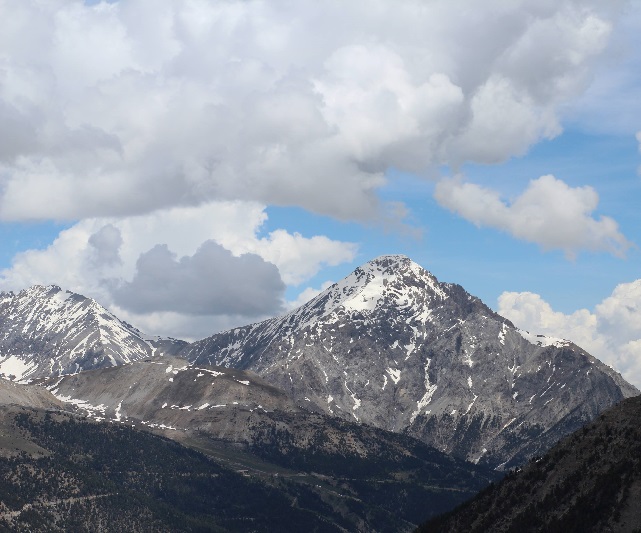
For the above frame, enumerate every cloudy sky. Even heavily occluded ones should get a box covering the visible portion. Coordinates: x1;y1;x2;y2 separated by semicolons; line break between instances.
1;0;640;386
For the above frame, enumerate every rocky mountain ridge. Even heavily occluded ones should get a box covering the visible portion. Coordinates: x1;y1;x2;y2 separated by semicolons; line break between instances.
1;256;637;471
0;378;63;413
0;255;637;529
33;357;499;529
181;255;638;468
0;285;185;381
40;356;307;434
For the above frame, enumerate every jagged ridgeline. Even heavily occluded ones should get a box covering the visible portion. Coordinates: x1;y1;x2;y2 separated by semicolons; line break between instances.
0;255;637;471
181;255;638;469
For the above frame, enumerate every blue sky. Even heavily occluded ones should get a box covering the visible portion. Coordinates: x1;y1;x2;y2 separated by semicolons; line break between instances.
0;1;640;386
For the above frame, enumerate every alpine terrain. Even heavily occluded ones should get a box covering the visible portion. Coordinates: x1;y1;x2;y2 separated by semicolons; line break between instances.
420;394;641;532
0;285;185;381
182;255;638;469
0;255;637;530
0;405;364;532
39;356;499;529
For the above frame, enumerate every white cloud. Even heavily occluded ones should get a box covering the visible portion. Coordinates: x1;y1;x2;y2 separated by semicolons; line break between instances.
0;0;634;342
498;282;641;389
595;280;641;345
448;75;561;163
565;2;641;136
434;174;632;258
497;292;603;355
0;0;620;222
114;310;259;344
240;230;356;286
0;201;357;339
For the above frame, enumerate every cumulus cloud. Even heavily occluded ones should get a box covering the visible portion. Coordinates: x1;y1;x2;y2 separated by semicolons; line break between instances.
434;174;632;258
0;0;633;341
595;280;641;345
0;201;357;338
566;1;641;137
447;75;561;163
498;282;641;389
111;242;285;316
497;292;603;355
113;310;258;344
0;0;619;222
237;230;356;285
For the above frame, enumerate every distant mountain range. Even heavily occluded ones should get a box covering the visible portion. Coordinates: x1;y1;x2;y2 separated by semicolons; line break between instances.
0;254;637;529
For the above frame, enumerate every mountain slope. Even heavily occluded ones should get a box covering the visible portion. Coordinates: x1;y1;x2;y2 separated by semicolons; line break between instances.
42;356;306;433
419;394;641;533
0;378;62;411
181;255;638;468
0;406;363;532
41;357;499;528
0;378;64;457
0;285;185;381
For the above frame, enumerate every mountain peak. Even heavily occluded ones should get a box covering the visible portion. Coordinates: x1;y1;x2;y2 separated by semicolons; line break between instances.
0;284;155;381
19;284;65;297
356;254;431;283
183;255;638;468
292;254;447;323
362;254;412;270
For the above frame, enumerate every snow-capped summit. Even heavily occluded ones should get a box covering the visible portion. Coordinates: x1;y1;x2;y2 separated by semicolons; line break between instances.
299;254;447;319
0;285;183;381
1;258;637;470
185;254;475;366
182;255;638;469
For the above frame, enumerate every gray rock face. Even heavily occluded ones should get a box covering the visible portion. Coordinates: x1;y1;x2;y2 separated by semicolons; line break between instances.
0;285;184;381
41;355;306;438
182;255;638;468
41;357;496;478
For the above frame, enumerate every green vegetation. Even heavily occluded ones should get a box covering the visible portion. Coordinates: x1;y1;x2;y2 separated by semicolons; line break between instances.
0;403;502;532
0;408;347;532
241;411;499;525
418;396;641;533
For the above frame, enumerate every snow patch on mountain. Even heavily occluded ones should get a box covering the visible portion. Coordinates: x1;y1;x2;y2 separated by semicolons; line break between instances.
0;355;37;381
517;329;571;348
386;368;401;384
